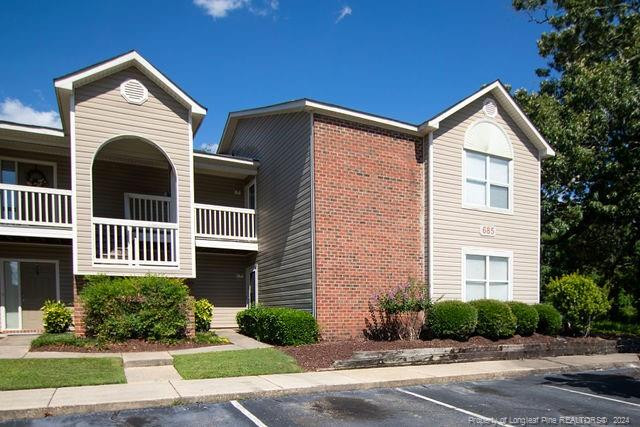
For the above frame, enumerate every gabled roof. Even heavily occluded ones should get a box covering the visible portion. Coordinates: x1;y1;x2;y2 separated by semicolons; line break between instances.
218;98;421;153
218;83;555;159
53;50;207;133
419;80;555;158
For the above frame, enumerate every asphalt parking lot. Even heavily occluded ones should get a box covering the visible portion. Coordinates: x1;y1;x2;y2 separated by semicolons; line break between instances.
5;367;639;426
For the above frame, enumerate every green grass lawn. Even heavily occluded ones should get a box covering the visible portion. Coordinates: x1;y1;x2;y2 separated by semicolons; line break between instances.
173;348;302;379
0;358;126;391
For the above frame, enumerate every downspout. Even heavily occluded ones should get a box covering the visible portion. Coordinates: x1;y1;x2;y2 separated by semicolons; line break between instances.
309;112;317;317
427;131;434;299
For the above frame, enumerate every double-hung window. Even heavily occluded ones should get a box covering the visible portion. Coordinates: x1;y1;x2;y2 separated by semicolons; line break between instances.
464;252;511;301
464;151;510;210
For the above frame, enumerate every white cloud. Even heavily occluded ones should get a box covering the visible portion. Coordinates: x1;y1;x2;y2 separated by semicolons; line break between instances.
336;5;352;23
0;98;61;128
198;143;219;153
194;0;277;18
194;0;249;18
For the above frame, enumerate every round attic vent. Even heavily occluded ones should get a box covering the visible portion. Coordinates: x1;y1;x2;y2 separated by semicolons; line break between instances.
482;98;498;118
120;79;148;105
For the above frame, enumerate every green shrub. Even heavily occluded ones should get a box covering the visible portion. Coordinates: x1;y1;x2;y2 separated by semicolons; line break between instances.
533;303;563;335
545;273;611;336
194;299;214;332
31;333;91;349
426;301;478;341
41;300;73;334
365;279;432;341
506;302;539;336
80;275;190;342
469;299;516;340
237;305;319;346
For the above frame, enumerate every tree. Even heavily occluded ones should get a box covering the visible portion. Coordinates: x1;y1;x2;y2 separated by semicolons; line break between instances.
512;0;640;318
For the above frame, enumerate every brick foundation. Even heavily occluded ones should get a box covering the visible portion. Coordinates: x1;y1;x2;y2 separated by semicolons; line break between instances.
313;115;425;340
186;296;196;338
72;276;86;337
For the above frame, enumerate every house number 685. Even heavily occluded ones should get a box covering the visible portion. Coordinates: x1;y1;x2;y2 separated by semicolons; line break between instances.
480;225;496;236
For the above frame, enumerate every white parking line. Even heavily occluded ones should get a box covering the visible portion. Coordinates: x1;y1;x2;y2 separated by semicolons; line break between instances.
230;400;268;427
543;385;640;408
396;388;514;427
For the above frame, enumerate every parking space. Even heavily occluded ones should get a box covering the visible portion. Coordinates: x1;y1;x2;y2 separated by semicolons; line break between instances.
6;368;639;426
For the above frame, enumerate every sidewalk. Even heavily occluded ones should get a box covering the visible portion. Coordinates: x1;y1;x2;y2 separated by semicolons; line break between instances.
0;352;637;421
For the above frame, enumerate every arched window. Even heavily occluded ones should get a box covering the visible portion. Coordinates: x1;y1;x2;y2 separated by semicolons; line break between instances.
463;120;513;211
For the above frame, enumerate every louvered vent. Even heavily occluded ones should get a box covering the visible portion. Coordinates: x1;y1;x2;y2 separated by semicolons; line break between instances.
120;79;148;105
482;98;497;118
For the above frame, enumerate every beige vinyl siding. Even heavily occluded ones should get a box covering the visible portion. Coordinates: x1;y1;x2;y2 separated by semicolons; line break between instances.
223;112;313;311
431;97;540;303
0;146;71;189
73;67;194;277
194;174;245;207
92;160;171;219
0;243;73;304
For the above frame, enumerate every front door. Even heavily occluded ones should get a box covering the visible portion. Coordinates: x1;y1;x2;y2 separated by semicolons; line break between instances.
21;262;57;330
1;261;21;330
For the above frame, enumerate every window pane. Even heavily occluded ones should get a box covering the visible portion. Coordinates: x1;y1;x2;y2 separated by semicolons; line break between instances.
465;180;486;205
490;185;508;209
489;157;509;184
466;151;486;180
466;255;486;280
1;161;16;184
489;256;508;281
489;282;509;301
466;281;486;301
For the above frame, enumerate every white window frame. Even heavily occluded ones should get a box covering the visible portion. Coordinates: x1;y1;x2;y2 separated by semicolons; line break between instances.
245;263;258;307
0;156;58;188
244;178;256;210
461;248;513;302
462;149;513;214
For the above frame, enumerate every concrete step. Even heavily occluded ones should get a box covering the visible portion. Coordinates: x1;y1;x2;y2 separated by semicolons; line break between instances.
124;366;182;383
122;351;173;368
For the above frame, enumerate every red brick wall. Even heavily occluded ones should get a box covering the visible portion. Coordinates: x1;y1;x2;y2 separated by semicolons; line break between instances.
313;115;425;340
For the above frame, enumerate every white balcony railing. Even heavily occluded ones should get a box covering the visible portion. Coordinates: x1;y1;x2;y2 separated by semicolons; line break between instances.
0;183;72;227
194;204;256;241
124;192;171;222
93;217;179;267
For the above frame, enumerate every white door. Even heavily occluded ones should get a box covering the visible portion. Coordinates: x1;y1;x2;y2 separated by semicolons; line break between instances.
1;261;21;330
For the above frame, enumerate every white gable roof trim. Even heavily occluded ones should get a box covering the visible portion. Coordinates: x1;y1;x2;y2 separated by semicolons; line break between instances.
54;51;207;116
419;81;555;158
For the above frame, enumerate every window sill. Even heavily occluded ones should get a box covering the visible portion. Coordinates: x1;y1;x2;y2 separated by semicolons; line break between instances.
461;204;514;216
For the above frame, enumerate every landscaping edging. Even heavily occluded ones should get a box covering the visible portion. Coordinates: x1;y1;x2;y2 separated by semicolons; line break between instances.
331;338;617;369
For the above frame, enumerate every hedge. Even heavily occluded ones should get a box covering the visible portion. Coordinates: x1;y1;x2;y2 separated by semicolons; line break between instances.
236;305;319;346
426;301;478;341
533;303;563;335
80;275;190;342
42;300;73;334
469;299;516;340
506;302;539;336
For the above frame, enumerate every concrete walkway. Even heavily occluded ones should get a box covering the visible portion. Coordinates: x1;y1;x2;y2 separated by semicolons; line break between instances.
0;352;637;421
0;335;36;359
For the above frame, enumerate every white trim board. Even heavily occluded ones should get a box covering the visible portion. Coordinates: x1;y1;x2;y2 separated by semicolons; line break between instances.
54;51;206;116
419;81;555;158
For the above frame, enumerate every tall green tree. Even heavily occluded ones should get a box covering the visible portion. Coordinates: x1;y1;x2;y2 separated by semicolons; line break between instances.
512;0;640;317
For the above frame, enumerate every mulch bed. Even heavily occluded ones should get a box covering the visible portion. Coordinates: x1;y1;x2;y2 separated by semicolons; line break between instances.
280;334;606;371
31;339;229;353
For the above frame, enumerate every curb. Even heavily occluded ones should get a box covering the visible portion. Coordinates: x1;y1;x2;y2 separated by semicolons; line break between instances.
1;358;638;421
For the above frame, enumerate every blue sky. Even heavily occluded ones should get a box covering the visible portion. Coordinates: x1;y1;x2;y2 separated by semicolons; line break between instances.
0;0;548;151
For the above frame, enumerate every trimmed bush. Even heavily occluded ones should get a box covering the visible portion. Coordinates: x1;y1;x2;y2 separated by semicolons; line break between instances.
533;303;563;335
80;275;190;342
427;301;478;341
41;300;73;334
545;273;610;336
195;299;214;332
469;299;516;340
236;305;319;346
506;302;539;336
